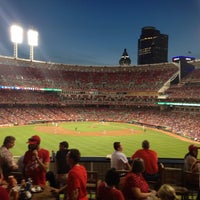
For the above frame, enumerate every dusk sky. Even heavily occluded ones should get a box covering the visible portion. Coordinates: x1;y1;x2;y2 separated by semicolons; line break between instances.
0;0;200;66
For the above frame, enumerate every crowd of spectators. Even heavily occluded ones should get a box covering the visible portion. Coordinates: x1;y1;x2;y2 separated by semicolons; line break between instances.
0;57;178;93
0;106;199;141
0;57;181;107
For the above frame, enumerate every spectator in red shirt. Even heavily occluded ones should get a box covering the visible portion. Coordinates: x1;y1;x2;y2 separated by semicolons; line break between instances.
97;168;124;200
122;158;156;200
52;148;88;200
23;135;50;185
131;140;159;181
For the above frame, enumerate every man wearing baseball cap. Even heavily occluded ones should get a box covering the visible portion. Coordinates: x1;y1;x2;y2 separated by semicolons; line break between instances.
184;144;200;172
23;135;50;185
188;144;200;152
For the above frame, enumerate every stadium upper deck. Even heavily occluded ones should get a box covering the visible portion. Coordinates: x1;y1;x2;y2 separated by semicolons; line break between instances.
0;56;179;107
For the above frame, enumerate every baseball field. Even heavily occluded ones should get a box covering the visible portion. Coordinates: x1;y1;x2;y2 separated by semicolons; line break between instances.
0;121;199;158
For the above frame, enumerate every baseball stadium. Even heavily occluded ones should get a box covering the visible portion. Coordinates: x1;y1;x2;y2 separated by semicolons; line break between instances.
0;55;200;198
1;0;200;199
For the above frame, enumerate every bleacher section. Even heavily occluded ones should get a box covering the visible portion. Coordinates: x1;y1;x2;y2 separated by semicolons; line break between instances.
0;56;179;107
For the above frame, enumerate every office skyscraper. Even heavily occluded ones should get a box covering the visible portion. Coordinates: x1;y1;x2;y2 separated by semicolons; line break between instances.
138;26;168;65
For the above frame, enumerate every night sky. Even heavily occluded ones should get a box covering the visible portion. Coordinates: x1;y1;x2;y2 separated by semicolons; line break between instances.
0;0;200;66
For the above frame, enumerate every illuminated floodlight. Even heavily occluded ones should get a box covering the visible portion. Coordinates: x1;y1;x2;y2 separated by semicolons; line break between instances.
27;29;38;46
10;25;23;58
10;25;23;43
27;29;38;61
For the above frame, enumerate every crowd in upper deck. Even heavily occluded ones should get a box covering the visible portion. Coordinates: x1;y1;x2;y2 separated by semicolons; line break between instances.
0;57;178;92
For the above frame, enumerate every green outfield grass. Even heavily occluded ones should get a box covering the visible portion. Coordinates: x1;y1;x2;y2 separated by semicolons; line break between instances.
0;122;197;159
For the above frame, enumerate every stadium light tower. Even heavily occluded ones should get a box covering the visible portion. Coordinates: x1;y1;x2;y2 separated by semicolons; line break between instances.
27;29;38;61
10;25;23;58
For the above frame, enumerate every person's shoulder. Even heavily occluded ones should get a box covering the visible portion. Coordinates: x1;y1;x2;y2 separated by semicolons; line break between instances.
116;151;126;155
80;164;87;171
118;151;127;158
56;150;61;155
40;148;49;153
111;151;116;155
0;146;6;152
111;151;120;157
125;172;133;179
134;149;144;153
63;149;70;155
189;155;197;161
124;172;135;183
131;149;143;157
149;149;157;154
112;187;124;196
69;165;86;176
24;149;31;155
39;148;50;157
98;181;106;189
71;164;86;171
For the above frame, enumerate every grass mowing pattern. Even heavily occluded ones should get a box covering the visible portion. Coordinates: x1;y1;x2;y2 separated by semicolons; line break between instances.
0;122;194;158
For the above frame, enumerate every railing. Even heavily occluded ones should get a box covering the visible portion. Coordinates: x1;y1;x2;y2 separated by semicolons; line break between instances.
53;157;184;180
14;156;185;180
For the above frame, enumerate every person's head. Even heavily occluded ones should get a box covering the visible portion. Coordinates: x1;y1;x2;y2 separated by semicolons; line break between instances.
188;144;199;158
113;142;123;151
59;141;69;150
27;135;41;151
158;184;178;200
3;136;16;149
105;168;120;187
142;140;150;149
67;149;80;167
131;158;145;173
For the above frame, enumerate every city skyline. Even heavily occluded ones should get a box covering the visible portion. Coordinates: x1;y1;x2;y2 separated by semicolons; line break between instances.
0;0;200;66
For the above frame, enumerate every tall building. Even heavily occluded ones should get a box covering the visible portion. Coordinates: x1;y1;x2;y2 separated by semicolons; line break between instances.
119;48;131;66
138;26;168;65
